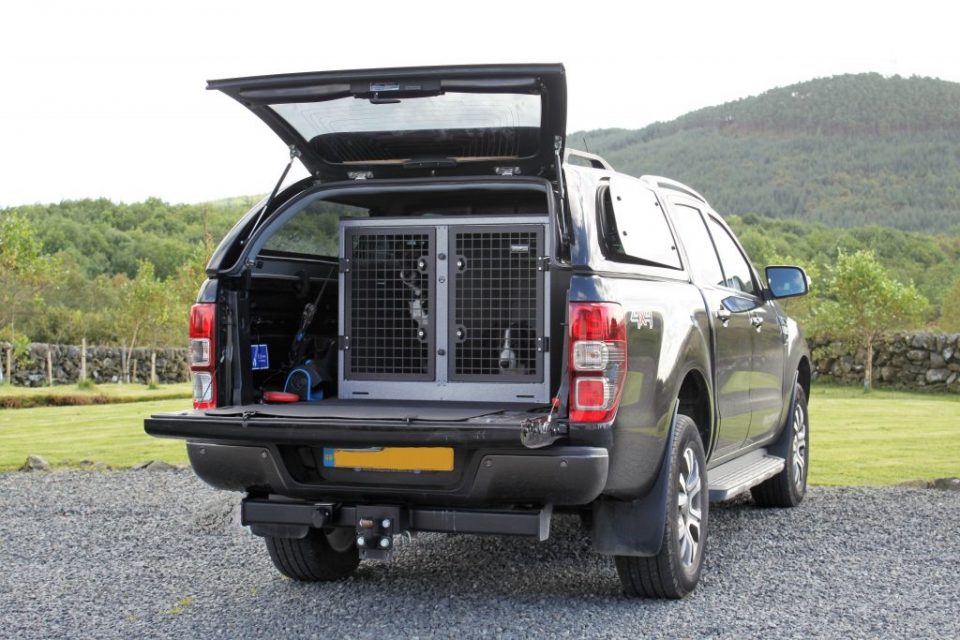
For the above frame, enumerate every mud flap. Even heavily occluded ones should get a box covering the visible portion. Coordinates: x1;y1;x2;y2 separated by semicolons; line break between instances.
769;371;800;459
590;403;679;557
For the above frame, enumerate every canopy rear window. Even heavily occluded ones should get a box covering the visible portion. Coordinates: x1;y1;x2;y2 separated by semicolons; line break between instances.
208;64;566;180
270;92;542;164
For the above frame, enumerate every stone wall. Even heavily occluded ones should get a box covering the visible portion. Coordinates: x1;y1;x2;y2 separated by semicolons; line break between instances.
810;332;960;393
0;343;189;386
2;332;959;392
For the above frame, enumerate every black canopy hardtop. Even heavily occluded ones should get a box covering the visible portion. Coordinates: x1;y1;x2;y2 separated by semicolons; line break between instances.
208;63;567;182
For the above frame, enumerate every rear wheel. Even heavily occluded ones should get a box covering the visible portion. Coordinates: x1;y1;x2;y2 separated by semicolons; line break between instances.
265;527;360;582
615;414;708;599
751;383;808;507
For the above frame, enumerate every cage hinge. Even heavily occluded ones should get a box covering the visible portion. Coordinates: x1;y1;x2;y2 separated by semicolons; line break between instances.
339;258;351;273
537;336;550;352
338;335;350;351
537;256;550;272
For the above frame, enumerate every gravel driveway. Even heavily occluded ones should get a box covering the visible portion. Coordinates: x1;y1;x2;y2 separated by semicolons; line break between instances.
1;470;957;639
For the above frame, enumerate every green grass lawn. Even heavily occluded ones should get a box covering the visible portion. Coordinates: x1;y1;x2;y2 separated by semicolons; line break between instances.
808;385;960;485
0;382;192;408
0;384;957;482
0;398;190;470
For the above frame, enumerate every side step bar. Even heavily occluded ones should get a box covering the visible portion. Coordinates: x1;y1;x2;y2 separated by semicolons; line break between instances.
708;449;786;501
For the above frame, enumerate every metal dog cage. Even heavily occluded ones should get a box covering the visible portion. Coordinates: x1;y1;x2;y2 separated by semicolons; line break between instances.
338;216;550;403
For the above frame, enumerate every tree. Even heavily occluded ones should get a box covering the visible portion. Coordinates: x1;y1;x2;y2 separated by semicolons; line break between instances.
111;261;172;383
812;250;928;391
940;277;960;333
0;214;59;376
170;246;209;312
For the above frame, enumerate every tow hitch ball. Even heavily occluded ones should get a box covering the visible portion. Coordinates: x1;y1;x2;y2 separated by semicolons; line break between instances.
354;506;405;560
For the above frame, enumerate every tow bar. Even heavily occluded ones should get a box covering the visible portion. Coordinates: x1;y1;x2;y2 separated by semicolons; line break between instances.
241;498;552;560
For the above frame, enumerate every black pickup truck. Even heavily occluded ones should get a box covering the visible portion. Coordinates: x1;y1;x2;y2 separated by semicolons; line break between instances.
146;63;812;598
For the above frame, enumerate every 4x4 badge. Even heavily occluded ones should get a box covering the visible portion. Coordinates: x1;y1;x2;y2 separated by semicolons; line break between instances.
630;310;654;330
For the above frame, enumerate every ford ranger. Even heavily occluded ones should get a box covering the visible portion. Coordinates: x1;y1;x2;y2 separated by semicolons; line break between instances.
145;63;812;598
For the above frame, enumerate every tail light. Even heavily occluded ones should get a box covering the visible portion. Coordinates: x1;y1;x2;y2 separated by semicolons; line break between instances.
189;303;216;409
568;302;627;423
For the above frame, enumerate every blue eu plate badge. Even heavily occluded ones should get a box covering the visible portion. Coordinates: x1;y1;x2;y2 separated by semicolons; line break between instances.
251;344;269;370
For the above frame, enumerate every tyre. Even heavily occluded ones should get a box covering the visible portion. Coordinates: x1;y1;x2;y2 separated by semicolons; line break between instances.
615;414;708;599
265;527;360;582
751;382;809;508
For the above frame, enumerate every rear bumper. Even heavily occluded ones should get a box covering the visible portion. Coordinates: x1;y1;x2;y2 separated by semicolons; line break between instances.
146;413;608;507
186;442;607;506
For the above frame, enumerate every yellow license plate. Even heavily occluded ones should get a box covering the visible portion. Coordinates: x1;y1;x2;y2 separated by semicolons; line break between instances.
322;447;454;472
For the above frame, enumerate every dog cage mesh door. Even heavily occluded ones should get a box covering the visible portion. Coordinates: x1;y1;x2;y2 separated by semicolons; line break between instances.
450;225;544;381
342;227;435;380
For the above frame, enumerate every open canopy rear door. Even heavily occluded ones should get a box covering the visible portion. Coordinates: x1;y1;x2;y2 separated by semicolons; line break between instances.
208;63;566;182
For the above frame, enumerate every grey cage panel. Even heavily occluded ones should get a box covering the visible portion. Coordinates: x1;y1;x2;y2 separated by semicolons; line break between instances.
339;216;550;403
450;225;544;382
342;227;435;380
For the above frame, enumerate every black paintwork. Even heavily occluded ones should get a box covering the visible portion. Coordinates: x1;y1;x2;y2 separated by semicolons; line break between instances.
149;64;811;555
173;440;609;508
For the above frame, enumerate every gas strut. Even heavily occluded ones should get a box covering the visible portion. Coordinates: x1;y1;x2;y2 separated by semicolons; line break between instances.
249;145;301;236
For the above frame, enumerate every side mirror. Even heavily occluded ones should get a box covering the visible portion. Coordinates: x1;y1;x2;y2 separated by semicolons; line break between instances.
765;265;809;299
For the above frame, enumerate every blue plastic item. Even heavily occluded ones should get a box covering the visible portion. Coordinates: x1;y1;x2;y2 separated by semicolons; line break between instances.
283;360;325;402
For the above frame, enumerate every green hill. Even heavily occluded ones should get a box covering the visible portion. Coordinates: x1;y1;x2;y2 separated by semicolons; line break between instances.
5;196;260;280
2;73;959;346
575;73;960;233
728;214;960;310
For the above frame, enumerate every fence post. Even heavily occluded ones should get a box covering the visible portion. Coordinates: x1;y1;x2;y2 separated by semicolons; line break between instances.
4;346;10;385
46;346;54;386
150;351;157;386
80;337;87;383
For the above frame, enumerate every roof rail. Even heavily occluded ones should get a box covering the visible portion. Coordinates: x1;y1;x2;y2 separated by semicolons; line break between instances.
564;148;613;171
640;175;707;203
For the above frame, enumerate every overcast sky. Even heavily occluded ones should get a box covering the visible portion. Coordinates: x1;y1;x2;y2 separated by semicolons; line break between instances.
2;0;959;207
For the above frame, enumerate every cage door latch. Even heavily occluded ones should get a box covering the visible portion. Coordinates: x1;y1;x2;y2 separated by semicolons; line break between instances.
537;336;550;353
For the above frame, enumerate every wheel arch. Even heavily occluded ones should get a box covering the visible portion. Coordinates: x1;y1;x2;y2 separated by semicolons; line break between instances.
797;355;811;400
676;367;714;459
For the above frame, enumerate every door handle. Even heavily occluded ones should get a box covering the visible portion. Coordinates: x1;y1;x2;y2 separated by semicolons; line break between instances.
716;308;731;324
750;315;764;329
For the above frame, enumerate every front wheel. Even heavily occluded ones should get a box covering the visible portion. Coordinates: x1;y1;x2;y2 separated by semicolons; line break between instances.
615;414;708;599
265;527;360;582
751;382;809;507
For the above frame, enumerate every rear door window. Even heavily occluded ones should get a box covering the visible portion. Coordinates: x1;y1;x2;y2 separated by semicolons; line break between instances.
706;216;758;296
670;204;725;286
599;176;681;269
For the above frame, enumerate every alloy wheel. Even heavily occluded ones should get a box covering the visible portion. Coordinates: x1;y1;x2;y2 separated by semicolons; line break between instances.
792;403;807;489
677;447;703;570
